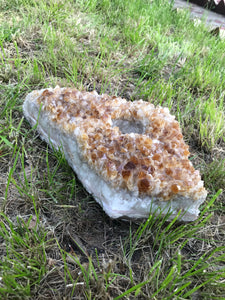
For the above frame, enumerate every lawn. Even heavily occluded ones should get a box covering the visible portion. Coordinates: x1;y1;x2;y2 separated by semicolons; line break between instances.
0;0;225;299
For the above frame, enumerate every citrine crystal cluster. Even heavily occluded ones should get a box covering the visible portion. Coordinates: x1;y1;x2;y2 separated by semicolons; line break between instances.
23;87;207;221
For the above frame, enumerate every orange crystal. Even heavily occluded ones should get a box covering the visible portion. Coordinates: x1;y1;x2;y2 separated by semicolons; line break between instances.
31;87;206;202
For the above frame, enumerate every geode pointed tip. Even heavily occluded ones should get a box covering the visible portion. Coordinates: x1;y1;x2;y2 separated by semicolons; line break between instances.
23;86;207;222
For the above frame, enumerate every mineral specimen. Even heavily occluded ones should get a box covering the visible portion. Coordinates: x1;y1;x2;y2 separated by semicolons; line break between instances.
23;86;207;222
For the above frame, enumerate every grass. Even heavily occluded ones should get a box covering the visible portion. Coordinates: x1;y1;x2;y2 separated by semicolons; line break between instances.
0;0;225;298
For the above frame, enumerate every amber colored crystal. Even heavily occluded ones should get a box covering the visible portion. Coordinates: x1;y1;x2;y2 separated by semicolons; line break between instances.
122;170;132;181
138;171;147;179
124;161;136;170
165;168;173;176
35;87;206;202
138;178;150;193
130;156;139;165
91;153;97;162
171;184;179;194
153;154;161;161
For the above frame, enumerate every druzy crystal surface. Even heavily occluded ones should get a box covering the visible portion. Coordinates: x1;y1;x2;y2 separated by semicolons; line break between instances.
23;87;207;221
